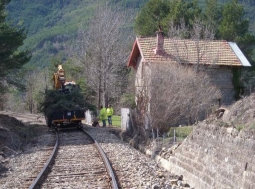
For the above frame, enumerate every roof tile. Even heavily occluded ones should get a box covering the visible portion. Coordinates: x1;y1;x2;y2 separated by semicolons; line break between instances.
137;37;243;66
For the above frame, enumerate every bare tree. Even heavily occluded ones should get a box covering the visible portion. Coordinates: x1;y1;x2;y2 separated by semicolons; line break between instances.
129;62;221;149
72;6;134;109
168;18;215;40
3;68;49;113
168;18;217;67
146;63;221;131
23;69;49;113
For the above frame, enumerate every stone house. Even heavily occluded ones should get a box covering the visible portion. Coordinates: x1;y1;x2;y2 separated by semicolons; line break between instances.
127;30;251;107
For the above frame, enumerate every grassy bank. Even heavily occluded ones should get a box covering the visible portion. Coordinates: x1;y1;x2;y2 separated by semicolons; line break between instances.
112;115;121;127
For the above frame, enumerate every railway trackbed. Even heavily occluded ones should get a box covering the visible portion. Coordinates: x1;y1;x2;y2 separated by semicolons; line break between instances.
29;129;118;189
0;111;193;189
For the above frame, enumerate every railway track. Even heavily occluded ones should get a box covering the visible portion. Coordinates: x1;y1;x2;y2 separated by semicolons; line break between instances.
29;128;118;189
1;112;192;189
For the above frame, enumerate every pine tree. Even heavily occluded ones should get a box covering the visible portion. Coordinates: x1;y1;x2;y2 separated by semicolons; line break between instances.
218;0;255;62
134;0;202;37
203;0;221;38
218;0;249;41
134;0;170;36
167;0;202;28
0;0;31;94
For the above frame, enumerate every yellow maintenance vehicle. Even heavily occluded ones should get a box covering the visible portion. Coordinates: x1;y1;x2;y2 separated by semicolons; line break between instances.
43;65;85;129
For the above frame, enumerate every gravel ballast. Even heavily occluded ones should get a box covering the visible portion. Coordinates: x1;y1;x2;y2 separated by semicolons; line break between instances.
0;111;192;189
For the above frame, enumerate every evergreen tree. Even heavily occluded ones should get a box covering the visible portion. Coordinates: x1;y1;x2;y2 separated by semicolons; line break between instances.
134;0;170;36
166;0;202;28
134;0;202;36
218;0;249;41
218;0;255;61
203;0;221;38
0;0;31;94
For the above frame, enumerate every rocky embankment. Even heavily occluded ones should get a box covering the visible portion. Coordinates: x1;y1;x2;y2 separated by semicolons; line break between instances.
149;94;255;189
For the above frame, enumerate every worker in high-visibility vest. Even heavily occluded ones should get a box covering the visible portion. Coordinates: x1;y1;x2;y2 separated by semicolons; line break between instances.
106;104;114;126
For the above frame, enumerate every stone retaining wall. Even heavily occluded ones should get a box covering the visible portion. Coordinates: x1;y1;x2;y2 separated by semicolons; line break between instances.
153;123;255;189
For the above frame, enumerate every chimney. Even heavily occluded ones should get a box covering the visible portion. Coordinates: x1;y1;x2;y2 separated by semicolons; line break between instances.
154;28;164;55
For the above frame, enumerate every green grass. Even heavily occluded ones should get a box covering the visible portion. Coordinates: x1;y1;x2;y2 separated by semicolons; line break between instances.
111;115;193;140
112;115;121;127
167;126;193;140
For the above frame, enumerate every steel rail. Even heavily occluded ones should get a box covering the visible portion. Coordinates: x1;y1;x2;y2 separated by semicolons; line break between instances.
29;130;59;189
82;129;119;189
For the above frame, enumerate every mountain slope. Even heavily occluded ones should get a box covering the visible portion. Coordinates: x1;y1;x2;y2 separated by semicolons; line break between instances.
5;0;255;68
6;0;120;67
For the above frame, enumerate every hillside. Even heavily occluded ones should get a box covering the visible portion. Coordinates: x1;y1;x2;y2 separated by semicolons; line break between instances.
5;0;146;68
6;0;255;69
6;0;110;68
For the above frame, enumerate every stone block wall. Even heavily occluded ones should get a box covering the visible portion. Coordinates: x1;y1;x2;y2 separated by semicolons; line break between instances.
206;67;236;105
157;123;255;189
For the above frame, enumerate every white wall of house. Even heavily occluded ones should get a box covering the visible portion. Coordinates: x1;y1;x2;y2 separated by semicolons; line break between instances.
135;56;143;104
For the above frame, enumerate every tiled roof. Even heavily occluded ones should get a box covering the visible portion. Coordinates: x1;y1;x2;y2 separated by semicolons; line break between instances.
127;36;251;68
